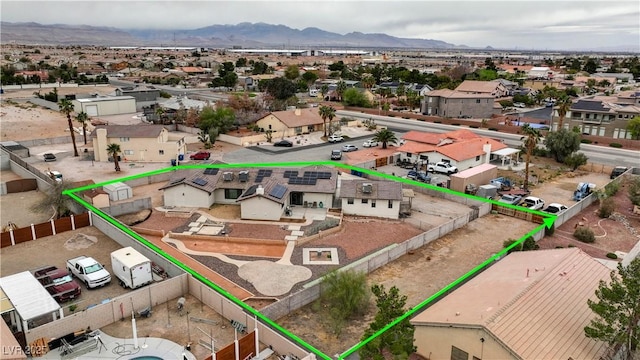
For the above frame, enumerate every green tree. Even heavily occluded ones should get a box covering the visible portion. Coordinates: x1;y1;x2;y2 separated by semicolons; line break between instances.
319;105;336;138
585;258;639;360
629;177;640;206
627;116;640;140
555;96;573;130
320;84;329;99
106;143;121;172
522;124;541;190
58;98;79;157
301;71;318;86
284;65;300;80
199;106;235;137
583;58;599;74
373;129;398;149
30;181;74;219
264;77;297;100
359;285;416;360
564;152;588;170
235;57;247;68
317;270;370;336
336;80;347;102
75;111;90;145
197;128;210;149
342;88;370;107
544;128;581;163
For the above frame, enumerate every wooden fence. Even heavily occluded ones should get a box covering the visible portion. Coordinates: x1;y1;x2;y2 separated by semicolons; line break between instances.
0;213;91;248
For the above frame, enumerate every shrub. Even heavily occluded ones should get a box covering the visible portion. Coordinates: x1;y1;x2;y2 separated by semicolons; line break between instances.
598;197;615;218
469;125;479;128
451;123;460;126
434;120;442;123
580;139;592;144
568;244;576;248
609;143;623;148
564;152;588;171
604;182;620;197
606;253;618;259
629;177;640;206
488;127;499;131
545;223;555;236
574;227;595;243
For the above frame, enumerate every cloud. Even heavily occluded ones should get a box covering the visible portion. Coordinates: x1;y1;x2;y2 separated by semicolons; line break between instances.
1;0;638;50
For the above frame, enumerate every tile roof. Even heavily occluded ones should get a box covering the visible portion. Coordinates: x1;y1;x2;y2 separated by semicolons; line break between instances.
571;99;616;113
236;178;288;204
399;130;506;161
426;88;493;99
411;248;610;359
269;108;324;128
93;125;166;138
339;179;403;200
455;80;502;94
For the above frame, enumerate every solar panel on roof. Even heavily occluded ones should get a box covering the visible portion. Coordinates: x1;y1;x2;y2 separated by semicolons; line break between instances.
317;172;332;179
203;168;219;175
269;184;287;199
242;184;259;197
283;170;298;178
191;178;208;186
258;169;273;177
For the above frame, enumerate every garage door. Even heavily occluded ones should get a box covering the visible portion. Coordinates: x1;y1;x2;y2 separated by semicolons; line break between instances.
86;105;98;116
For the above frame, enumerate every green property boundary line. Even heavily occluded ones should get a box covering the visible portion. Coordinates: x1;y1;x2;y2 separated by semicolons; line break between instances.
63;161;555;360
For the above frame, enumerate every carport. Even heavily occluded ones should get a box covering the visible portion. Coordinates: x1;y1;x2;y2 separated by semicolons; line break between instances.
0;272;63;333
492;148;520;166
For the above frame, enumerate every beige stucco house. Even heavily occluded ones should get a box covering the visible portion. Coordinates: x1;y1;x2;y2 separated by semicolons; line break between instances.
255;108;324;137
160;166;337;220
340;180;402;219
92;125;187;163
455;80;508;98
71;96;136;117
422;89;496;119
397;129;509;171
410;248;610;360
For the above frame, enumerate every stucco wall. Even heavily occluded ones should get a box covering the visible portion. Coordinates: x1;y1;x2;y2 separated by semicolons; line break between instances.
163;184;213;208
240;196;284;220
413;325;516;360
341;198;399;219
300;193;333;208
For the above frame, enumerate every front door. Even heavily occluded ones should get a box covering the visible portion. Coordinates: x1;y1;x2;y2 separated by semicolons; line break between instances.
290;192;303;206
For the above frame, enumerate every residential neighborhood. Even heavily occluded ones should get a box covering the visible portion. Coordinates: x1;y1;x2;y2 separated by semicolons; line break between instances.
1;16;639;360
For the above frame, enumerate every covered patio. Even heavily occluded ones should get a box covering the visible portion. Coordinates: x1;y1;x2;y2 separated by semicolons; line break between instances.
491;147;522;169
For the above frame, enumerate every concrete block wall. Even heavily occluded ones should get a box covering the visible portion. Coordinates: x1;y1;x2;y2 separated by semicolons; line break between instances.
100;197;152;217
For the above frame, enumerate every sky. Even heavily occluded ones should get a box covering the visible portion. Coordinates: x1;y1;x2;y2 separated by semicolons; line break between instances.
1;0;639;51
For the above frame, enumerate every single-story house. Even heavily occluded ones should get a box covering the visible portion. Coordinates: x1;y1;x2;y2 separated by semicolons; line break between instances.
397;129;509;171
160;166;338;220
339;180;403;219
411;248;610;360
255;108;325;137
92;125;187;163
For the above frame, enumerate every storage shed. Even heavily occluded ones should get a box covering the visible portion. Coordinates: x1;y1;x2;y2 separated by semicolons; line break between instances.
72;96;136;116
103;182;133;201
449;163;498;193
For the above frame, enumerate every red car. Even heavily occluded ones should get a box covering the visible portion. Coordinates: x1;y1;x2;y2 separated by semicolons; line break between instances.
190;151;211;160
33;266;82;303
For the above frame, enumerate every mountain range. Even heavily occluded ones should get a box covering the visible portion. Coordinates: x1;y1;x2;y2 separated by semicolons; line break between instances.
0;21;462;49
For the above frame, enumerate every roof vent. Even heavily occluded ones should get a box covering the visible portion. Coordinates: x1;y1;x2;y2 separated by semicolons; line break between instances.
222;172;233;181
256;185;264;195
238;171;249;182
362;183;373;194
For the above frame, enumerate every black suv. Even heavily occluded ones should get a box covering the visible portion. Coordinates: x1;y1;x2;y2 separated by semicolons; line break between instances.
610;166;627;179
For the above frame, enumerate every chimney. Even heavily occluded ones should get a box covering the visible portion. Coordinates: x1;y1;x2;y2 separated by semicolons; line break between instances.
256;185;264;195
483;142;491;164
294;108;301;116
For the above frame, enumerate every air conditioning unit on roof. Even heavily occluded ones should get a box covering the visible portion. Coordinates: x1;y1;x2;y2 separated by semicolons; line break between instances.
222;172;233;181
362;183;373;194
238;171;249;182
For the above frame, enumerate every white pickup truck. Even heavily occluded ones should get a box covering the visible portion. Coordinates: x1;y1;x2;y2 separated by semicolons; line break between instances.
67;256;111;289
519;196;545;210
428;162;458;174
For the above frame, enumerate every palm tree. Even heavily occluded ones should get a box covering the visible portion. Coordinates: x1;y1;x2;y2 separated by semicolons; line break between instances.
361;74;375;91
555;96;572;130
75;111;89;145
106;143;122;172
319;105;335;138
521;124;541;191
336;80;347;102
58;98;79;156
372;129;398;149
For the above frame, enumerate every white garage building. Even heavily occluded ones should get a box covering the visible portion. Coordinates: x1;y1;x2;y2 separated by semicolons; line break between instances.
72;96;136;116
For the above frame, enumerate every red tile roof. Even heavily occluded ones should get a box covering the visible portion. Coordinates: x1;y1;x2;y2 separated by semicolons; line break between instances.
399;129;507;161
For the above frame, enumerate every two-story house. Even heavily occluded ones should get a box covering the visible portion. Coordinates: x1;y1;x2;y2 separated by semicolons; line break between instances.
92;125;186;163
421;89;496;119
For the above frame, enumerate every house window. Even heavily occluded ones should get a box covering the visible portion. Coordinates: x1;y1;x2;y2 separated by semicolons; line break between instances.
347;198;354;204
406;153;412;158
307;125;314;132
119;137;130;142
371;200;376;208
268;124;272;130
295;126;302;134
476;155;480;161
159;150;164;155
123;150;134;155
388;200;393;209
361;199;368;204
224;189;242;199
476;99;481;103
451;346;469;360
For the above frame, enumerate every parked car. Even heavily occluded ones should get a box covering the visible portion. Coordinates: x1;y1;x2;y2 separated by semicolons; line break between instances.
514;102;526;108
45;169;63;182
273;139;293;147
498;194;522;205
33;265;81;303
342;144;358;152
363;139;379;148
610;166;628;179
43;153;57;162
407;170;431;183
330;149;342;160
327;134;344;143
519;196;545;210
190;151;211;160
428;162;458;174
542;203;568;214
